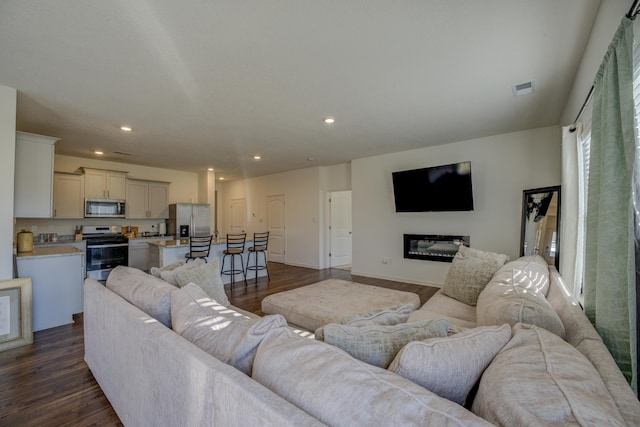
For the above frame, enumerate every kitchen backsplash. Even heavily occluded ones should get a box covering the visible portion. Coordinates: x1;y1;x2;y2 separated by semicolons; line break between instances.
14;218;167;243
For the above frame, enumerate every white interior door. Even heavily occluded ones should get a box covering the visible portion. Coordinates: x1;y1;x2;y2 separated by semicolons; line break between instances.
330;191;352;267
229;198;246;235
267;194;286;263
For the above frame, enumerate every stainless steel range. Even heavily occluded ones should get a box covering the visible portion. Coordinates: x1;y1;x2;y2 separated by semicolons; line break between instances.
83;225;128;281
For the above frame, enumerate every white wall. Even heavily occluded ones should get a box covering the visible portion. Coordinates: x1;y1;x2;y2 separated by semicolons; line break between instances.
218;164;351;269
561;0;632;124
0;86;16;279
351;126;561;286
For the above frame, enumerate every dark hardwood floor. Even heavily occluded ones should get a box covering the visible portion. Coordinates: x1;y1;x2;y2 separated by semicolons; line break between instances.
0;263;437;426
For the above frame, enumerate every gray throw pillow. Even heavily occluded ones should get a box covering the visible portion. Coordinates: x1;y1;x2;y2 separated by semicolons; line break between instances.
323;319;449;368
441;246;508;306
315;303;415;341
174;258;230;307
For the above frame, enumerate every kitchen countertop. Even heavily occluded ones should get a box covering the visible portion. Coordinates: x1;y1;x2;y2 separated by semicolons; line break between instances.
148;239;191;247
128;235;175;240
16;245;84;259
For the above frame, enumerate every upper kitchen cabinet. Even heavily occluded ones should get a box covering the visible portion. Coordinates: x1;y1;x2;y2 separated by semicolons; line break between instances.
14;132;59;218
83;168;127;200
126;179;170;219
53;172;85;218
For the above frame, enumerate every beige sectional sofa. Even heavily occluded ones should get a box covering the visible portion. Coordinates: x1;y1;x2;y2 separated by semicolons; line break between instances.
84;255;640;426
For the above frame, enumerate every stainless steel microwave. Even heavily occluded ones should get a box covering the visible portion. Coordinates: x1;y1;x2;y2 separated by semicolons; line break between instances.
85;199;126;218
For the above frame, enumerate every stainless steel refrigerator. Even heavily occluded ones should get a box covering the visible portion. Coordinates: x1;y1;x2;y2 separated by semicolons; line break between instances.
168;203;211;238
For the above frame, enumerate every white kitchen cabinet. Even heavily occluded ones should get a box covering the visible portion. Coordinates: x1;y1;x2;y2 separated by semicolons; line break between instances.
53;172;85;218
126;179;169;219
83;168;127;199
16;247;84;331
129;236;173;271
14;132;59;218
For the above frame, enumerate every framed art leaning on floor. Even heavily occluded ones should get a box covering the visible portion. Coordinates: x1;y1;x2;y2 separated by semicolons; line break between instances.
0;277;33;352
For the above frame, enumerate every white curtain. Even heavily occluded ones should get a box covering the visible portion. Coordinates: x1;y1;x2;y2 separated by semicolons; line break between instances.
560;123;589;299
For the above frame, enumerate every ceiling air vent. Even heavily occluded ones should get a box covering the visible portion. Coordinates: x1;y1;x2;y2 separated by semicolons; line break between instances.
512;80;535;97
113;151;133;156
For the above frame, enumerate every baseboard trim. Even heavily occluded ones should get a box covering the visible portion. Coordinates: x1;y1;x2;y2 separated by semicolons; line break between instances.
350;270;442;288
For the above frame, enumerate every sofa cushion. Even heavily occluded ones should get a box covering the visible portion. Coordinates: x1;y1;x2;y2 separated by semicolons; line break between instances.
409;290;477;330
441;246;508;306
252;329;494;427
174;258;230;306
471;323;626;427
170;283;286;375
476;258;565;338
388;324;511;405
106;265;176;327
150;259;186;278
315;302;415;340
322;319;449;368
159;258;204;286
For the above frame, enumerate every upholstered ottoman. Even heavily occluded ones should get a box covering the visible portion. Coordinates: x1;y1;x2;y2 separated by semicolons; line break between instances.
261;279;421;332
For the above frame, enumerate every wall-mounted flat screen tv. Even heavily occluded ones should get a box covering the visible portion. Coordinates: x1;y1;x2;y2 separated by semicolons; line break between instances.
392;161;474;212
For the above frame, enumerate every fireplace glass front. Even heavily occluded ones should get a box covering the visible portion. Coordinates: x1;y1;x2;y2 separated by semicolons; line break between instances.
403;234;470;262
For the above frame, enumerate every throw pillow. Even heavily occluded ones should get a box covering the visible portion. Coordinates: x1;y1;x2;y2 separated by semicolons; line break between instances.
159;258;204;286
171;283;287;375
174;258;230;306
150;259;186;278
322;319;449;368
388;324;511;405
315;302;416;341
471;323;626;426
106;265;176;327
441;246;508;306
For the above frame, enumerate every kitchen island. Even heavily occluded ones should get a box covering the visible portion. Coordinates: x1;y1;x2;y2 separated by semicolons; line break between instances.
148;238;268;284
15;246;84;331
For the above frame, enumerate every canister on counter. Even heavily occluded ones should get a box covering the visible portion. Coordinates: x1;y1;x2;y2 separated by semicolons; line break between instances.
17;229;34;253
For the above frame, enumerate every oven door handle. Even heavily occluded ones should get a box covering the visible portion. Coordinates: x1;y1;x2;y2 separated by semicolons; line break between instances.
87;243;129;248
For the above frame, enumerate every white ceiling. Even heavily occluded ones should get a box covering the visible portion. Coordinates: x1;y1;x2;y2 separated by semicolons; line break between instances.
0;1;601;181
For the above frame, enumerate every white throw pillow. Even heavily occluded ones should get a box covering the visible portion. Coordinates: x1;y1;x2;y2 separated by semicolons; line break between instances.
174;258;229;307
171;283;286;375
322;319;449;368
388;324;511;405
472;323;626;426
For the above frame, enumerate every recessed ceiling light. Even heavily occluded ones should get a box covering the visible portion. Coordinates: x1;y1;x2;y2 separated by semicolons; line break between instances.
94;150;104;155
307;157;315;161
219;177;225;181
253;155;261;160
207;168;214;171
120;126;132;132
323;117;336;124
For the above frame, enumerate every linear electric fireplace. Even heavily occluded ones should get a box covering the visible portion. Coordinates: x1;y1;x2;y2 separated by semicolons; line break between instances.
403;234;470;263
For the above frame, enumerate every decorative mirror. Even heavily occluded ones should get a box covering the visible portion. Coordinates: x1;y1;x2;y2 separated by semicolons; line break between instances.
520;186;561;268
